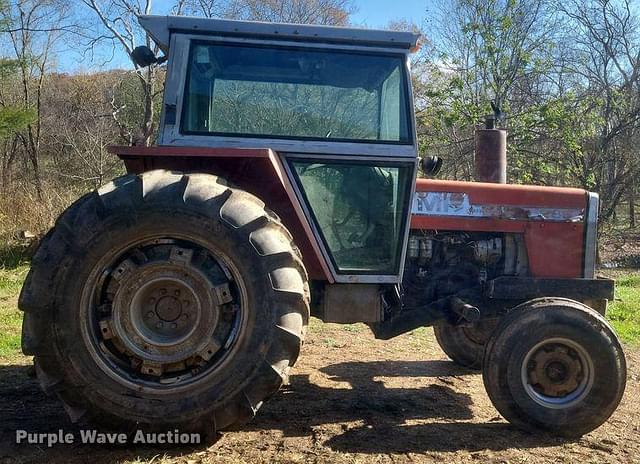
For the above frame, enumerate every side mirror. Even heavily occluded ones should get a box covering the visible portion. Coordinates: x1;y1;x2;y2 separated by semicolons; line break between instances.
130;46;167;68
420;155;443;177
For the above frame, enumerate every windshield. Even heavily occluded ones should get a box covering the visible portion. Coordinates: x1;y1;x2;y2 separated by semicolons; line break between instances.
181;42;412;143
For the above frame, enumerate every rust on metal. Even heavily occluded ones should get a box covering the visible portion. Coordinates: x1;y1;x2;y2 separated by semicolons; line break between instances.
475;128;507;183
411;191;585;222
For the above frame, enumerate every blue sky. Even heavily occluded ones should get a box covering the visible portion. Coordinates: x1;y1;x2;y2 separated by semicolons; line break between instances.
140;0;429;28
60;0;429;73
153;0;428;28
351;0;426;28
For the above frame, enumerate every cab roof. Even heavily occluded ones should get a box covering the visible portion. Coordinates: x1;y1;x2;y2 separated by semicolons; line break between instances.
139;15;421;54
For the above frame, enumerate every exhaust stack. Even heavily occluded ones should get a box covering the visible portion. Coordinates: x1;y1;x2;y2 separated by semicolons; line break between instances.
475;110;507;183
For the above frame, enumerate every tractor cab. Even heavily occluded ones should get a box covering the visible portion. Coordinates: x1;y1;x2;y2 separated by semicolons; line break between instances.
139;15;420;284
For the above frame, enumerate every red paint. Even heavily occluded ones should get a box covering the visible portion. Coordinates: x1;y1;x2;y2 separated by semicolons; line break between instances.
411;216;527;233
524;222;584;278
108;145;332;282
412;179;588;279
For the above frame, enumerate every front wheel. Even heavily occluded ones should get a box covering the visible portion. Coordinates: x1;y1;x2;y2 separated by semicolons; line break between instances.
483;298;626;437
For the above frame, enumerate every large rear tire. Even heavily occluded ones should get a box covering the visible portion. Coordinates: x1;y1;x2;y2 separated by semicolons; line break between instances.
483;298;626;437
19;170;309;437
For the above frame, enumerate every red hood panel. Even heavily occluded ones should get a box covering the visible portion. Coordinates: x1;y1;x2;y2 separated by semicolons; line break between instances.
415;179;587;209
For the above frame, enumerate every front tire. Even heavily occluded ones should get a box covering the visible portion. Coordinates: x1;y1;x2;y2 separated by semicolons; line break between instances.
483;298;626;437
19;170;309;437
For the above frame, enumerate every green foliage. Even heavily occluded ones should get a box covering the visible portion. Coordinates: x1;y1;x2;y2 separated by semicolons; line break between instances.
0;57;19;77
0;0;9;31
418;0;561;181
0;57;35;139
0;105;35;139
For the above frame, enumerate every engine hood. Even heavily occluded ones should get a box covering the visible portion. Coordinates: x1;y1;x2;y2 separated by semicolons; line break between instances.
413;179;588;222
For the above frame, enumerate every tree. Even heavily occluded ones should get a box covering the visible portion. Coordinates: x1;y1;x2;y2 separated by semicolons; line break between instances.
556;0;640;223
81;0;355;149
45;72;123;189
417;0;561;181
80;0;166;146
0;0;72;198
416;0;640;231
185;0;355;25
0;2;33;144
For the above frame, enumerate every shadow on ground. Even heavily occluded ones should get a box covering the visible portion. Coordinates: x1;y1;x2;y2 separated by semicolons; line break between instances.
250;360;566;453
0;360;565;463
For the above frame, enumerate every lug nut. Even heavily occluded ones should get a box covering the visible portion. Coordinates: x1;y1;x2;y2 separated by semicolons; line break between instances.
182;314;189;320
148;297;156;305
183;300;190;307
156;322;164;329
174;290;181;296
160;289;167;295
146;311;155;319
171;323;178;329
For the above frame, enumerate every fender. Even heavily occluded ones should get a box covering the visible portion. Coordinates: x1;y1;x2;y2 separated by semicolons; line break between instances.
109;145;333;282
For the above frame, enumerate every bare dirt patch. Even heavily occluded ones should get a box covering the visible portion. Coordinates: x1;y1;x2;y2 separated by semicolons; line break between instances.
1;320;639;464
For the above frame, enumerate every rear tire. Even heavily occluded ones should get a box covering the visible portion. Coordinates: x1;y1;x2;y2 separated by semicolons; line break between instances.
19;170;309;437
483;298;626;437
434;319;497;369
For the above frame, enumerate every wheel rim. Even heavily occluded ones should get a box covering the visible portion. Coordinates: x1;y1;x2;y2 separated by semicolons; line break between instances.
521;337;594;409
82;237;247;392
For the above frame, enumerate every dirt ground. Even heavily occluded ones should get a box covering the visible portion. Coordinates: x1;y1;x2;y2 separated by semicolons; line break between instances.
602;231;640;268
1;320;639;464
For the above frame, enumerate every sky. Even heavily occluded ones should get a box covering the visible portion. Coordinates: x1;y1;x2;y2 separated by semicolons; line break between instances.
58;0;430;73
351;0;427;28
152;0;429;28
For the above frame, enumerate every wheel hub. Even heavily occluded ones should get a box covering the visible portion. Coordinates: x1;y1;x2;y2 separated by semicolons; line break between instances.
121;271;211;351
155;295;183;322
89;240;245;386
521;338;594;409
529;346;581;396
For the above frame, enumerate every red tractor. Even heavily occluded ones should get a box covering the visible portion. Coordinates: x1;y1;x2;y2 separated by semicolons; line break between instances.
20;15;625;439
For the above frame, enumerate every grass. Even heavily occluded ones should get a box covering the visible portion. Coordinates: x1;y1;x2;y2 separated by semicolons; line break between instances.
0;261;29;360
607;272;640;344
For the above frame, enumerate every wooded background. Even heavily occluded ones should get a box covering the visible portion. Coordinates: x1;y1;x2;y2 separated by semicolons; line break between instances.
0;0;638;246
